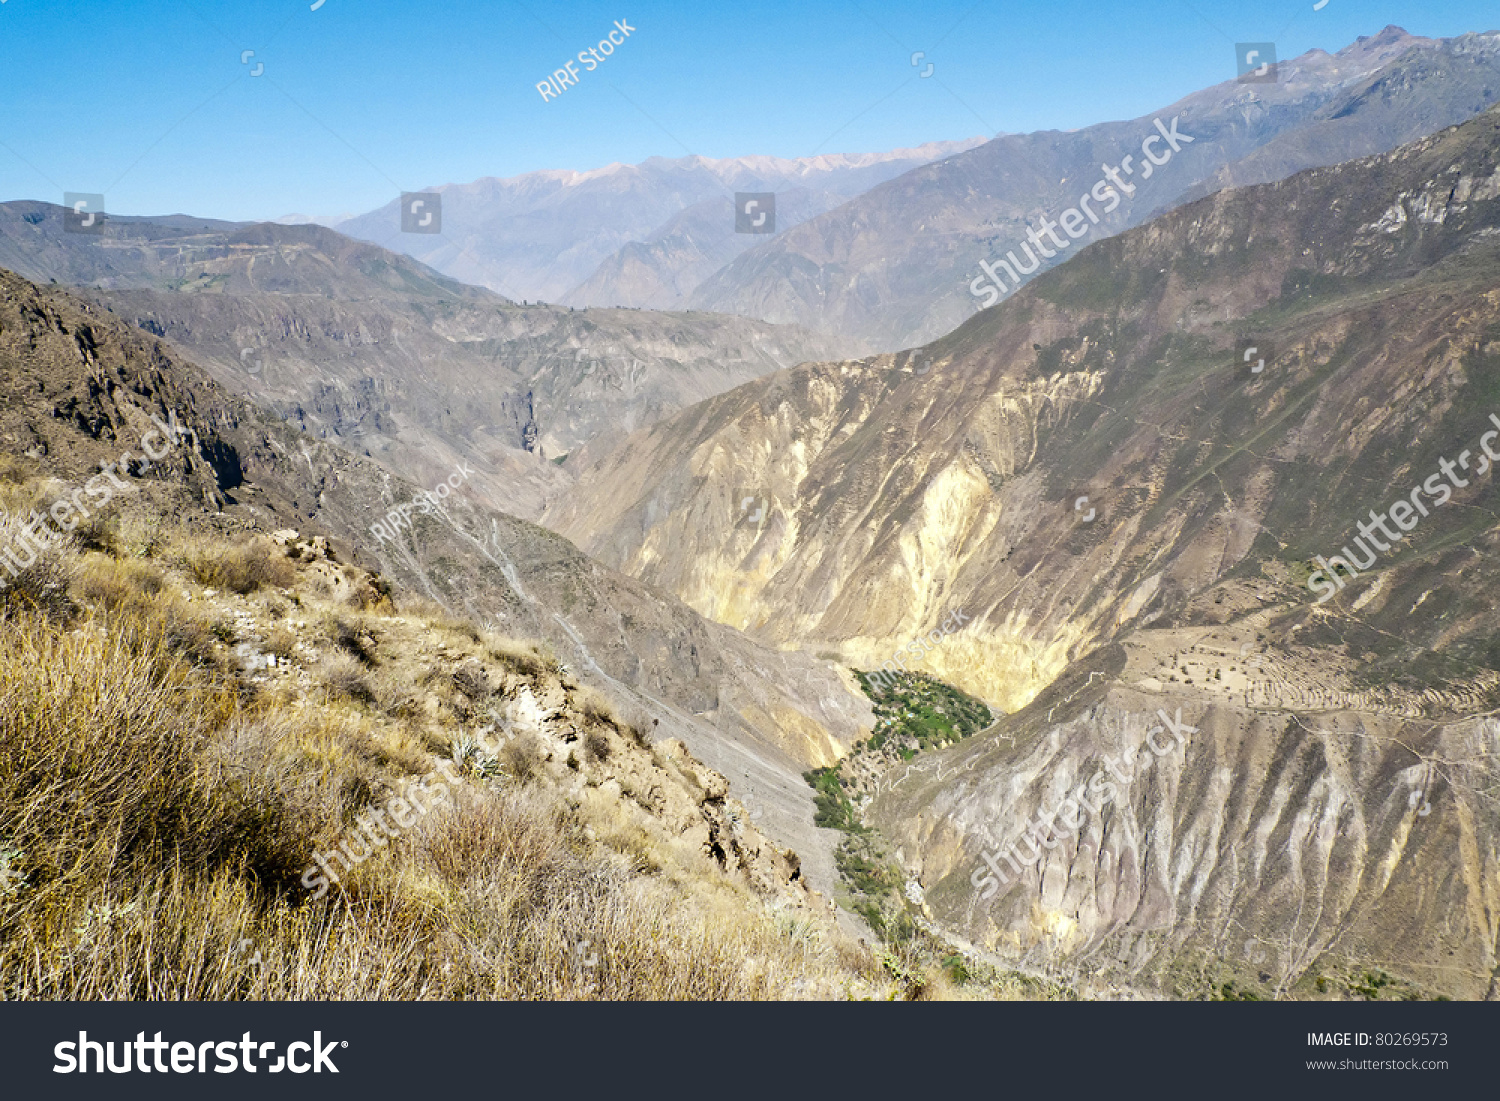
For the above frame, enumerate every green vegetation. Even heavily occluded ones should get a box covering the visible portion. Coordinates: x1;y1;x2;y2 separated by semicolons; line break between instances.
803;668;994;961
852;669;993;752
804;765;859;831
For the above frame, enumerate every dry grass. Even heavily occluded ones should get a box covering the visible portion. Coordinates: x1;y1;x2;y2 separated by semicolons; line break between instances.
0;500;74;623
400;596;482;644
324;613;380;666
482;634;555;678
0;550;73;622
575;684;620;728
172;534;296;595
320;652;379;706
0;523;846;1001
0;455;35;484
71;553;222;667
579;793;664;876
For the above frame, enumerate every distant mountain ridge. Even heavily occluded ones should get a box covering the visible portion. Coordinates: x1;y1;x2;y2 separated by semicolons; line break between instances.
330;27;1500;352
0;202;861;522
686;26;1500;348
330;139;985;307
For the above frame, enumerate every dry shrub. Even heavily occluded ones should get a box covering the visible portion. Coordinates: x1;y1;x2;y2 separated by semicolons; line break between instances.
580;796;663;876
484;635;551;678
107;511;169;559
451;661;491;702
72;552;164;610
0;511;73;623
628;720;655;750
177;535;296;595
832;931;881;982
0;617;300;905
72;512;120;553
320;653;377;705
369;667;423;721
575;684;620;728
417;786;573;886
343;572;394;611
500;732;546;785
265;624;299;661
583;729;611;764
148;600;223;669
0;454;34;484
326;614;379;666
406;789;790;999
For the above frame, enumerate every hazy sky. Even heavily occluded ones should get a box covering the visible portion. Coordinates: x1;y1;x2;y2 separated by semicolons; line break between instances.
1;0;1494;222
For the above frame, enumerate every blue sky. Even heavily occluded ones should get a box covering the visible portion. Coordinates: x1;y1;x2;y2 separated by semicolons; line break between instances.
0;0;1494;222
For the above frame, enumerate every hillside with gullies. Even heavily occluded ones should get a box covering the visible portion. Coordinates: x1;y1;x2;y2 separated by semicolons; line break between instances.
0;515;835;998
548;105;1500;721
0;267;970;999
0;205;860;522
546;107;1500;997
0;263;886;912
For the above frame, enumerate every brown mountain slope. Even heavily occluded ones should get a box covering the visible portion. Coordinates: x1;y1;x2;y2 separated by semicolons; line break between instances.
544;108;1500;993
0;205;862;521
547;107;1500;716
688;27;1500;349
0;268;872;902
869;669;1500;1000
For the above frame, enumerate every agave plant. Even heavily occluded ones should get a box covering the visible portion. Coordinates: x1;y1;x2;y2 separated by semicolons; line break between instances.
451;734;503;779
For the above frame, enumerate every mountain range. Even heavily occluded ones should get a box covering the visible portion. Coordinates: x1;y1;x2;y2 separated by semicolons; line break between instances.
327;27;1500;354
331;140;984;309
686;26;1500;349
545;103;1500;997
6;21;1500;999
0;203;860;520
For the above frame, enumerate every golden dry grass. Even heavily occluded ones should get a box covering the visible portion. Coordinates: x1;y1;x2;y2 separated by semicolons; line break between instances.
170;533;296;596
0;512;857;1001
